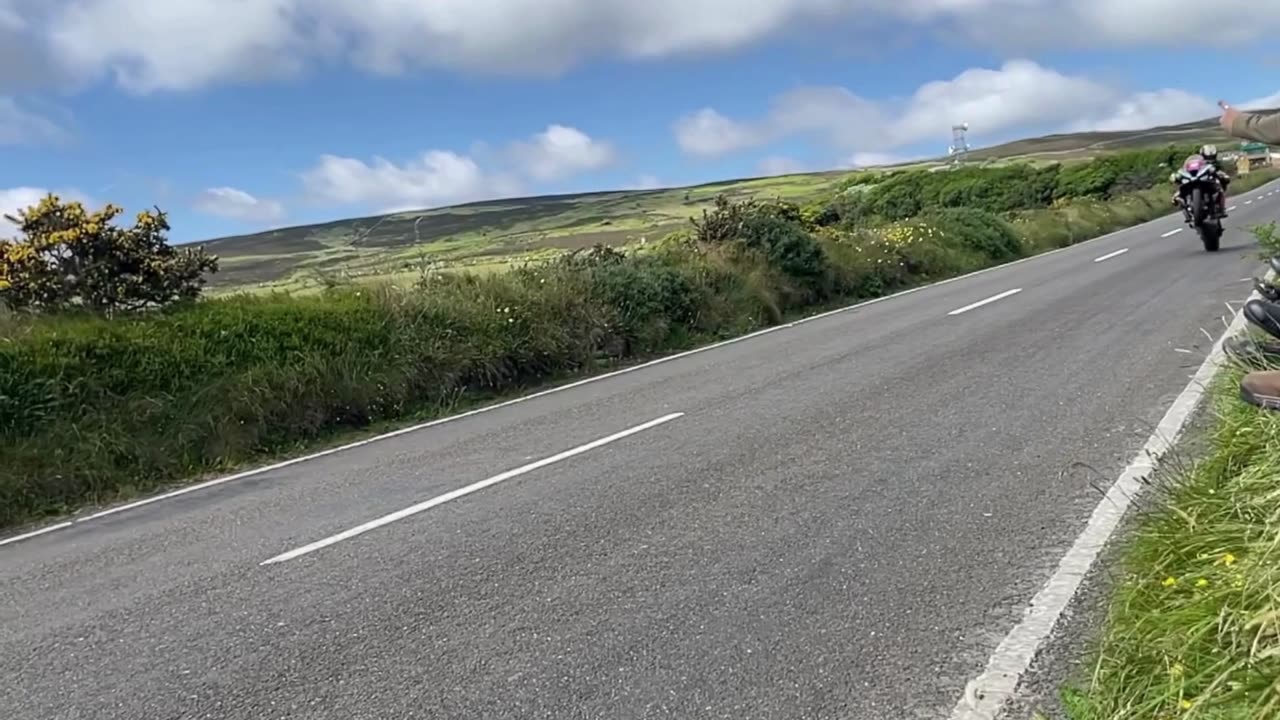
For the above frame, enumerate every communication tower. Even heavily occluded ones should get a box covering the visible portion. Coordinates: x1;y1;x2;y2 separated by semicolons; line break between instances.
948;122;971;166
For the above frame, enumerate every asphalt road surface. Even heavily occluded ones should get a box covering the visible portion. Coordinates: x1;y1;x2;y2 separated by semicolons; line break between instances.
5;184;1280;720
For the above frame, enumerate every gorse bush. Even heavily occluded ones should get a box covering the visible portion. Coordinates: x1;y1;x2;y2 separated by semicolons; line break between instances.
693;195;829;288
1;156;1276;527
919;207;1023;262
0;194;218;314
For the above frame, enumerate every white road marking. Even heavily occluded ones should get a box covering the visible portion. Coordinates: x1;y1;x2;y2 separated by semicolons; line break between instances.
1247;200;1254;205
949;283;1260;720
1229;205;1238;211
1160;228;1182;237
947;288;1022;316
0;522;74;548
8;178;1280;550
1092;248;1129;263
260;412;684;565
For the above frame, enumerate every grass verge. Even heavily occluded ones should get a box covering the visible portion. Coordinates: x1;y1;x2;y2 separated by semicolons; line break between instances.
1063;361;1280;720
1063;210;1280;719
2;167;1278;531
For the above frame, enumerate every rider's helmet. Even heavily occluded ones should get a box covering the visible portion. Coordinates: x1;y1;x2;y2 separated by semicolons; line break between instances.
1200;144;1219;163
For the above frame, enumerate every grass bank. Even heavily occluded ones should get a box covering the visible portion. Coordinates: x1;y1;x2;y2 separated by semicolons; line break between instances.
1061;216;1280;719
1063;363;1280;719
2;160;1277;531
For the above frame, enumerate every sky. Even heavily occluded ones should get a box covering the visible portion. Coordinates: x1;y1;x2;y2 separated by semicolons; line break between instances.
4;0;1280;243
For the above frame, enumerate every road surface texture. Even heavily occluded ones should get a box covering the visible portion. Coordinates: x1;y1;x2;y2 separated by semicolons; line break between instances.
4;185;1280;720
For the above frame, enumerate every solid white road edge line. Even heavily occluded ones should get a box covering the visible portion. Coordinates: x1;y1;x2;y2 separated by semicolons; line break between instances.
1160;228;1182;237
947;289;1256;720
1093;248;1129;263
5;178;1279;549
260;412;684;565
0;522;74;548
947;288;1023;316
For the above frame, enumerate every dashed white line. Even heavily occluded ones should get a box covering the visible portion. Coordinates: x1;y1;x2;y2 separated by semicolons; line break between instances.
948;283;1258;720
947;288;1022;316
1247;200;1254;205
1093;248;1129;263
1160;228;1182;237
260;412;685;565
1229;205;1238;211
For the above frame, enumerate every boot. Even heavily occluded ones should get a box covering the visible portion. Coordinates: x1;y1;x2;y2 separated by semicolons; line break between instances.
1241;370;1280;411
1255;278;1280;303
1225;335;1280;369
1244;298;1280;341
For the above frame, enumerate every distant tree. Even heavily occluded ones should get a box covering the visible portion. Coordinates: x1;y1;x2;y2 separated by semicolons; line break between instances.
0;193;218;314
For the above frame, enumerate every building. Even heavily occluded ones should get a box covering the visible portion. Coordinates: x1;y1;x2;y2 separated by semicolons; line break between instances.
1236;141;1273;174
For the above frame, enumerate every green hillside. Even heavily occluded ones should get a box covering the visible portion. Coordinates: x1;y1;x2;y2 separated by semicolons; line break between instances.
197;113;1262;292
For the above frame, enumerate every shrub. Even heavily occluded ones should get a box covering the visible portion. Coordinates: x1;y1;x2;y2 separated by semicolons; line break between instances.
693;196;830;287
820;144;1202;223
917;207;1024;263
552;245;703;353
0;194;218;314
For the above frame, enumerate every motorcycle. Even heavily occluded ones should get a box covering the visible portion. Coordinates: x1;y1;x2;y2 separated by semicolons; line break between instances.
1173;156;1225;252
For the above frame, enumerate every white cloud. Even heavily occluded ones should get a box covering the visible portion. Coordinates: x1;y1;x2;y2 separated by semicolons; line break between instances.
10;0;1280;93
507;124;615;181
757;156;807;175
673;108;764;157
1074;89;1217;133
1242;90;1280;111
631;174;663;189
300;124;619;211
674;59;1240;162
192;187;286;223
300;150;523;212
0;186;92;231
844;152;911;169
0;97;66;145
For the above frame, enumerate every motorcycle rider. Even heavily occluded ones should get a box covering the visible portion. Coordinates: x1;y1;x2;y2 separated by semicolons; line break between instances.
1171;144;1231;218
1200;144;1232;216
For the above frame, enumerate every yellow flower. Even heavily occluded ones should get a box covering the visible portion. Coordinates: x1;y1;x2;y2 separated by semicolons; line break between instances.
1163;577;1178;587
1218;553;1237;567
1180;699;1193;710
1195;578;1209;588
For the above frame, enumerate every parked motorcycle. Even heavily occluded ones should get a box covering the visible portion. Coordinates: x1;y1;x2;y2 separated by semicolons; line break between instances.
1173;156;1225;252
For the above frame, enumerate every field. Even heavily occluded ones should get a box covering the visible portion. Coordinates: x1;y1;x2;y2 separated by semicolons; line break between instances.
201;173;844;293
198;112;1263;294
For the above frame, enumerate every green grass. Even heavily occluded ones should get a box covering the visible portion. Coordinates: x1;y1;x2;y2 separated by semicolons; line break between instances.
1064;364;1280;720
200;173;844;292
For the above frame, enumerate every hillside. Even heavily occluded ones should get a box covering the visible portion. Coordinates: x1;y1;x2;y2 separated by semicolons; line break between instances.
198;113;1255;292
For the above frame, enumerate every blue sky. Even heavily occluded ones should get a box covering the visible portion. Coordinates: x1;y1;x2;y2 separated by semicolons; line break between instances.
3;0;1280;243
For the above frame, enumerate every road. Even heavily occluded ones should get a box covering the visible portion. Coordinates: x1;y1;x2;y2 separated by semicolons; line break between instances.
4;184;1280;720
